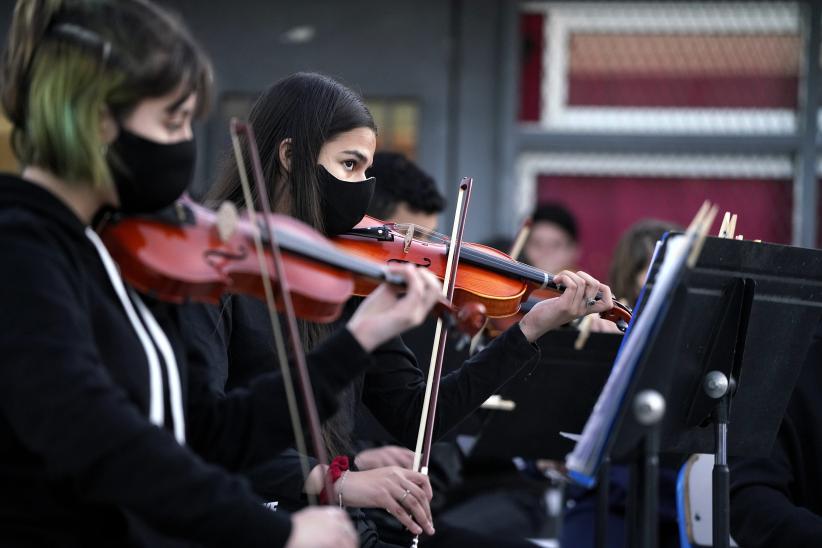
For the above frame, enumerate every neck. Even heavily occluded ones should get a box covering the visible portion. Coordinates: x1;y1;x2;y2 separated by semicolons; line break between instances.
21;166;109;225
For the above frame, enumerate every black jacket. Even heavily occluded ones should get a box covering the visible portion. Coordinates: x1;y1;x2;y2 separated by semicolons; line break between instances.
0;175;373;547
729;321;822;548
181;294;542;509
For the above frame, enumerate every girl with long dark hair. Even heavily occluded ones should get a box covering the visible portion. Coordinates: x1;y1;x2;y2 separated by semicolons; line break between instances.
0;2;444;547
192;71;616;546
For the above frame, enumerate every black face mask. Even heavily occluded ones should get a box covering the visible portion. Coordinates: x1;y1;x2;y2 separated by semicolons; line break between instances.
107;128;196;214
317;165;375;236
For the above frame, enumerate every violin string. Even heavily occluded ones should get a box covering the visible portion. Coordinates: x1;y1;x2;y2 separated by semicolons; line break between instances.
273;228;390;283
391;224;554;286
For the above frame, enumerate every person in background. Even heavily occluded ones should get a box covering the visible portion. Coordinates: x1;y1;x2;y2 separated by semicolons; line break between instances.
522;202;580;275
609;219;681;306
560;218;681;548
366;151;444;231
360;156;547;543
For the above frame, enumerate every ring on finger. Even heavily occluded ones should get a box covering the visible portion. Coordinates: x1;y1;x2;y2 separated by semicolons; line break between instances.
399;488;411;502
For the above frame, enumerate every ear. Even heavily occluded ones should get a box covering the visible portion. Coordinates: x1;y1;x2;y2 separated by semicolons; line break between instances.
99;106;118;145
278;138;293;173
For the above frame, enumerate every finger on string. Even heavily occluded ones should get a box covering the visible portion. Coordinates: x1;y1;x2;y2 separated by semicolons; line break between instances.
596;282;614;310
554;271;578;300
576;271;600;306
561;270;585;308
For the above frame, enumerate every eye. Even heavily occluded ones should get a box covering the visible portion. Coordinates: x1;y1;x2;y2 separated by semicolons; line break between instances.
342;159;357;171
165;110;192;133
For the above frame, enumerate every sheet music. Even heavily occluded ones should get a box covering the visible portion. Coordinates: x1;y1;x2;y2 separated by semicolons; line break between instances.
565;233;695;485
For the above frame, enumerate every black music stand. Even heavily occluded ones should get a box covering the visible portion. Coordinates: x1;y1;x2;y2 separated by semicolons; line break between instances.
571;234;822;548
464;330;619;544
469;330;620;461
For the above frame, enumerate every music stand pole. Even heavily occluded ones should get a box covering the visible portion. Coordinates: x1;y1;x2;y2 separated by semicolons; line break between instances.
705;371;733;548
594;456;610;548
630;389;665;548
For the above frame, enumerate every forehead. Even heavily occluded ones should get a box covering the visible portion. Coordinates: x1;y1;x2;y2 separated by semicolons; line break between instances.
324;127;377;153
531;221;573;242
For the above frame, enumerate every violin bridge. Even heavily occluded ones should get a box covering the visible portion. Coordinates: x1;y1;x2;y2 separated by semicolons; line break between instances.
403;224;415;254
215;201;240;243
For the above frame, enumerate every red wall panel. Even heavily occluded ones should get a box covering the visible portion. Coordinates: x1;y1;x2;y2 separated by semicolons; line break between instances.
537;175;792;280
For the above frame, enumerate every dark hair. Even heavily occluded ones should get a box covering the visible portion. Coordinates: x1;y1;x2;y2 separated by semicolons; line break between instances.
482;235;514;253
1;0;212;186
609;219;681;306
532;202;578;242
208;72;376;234
208;72;376;457
365;152;445;219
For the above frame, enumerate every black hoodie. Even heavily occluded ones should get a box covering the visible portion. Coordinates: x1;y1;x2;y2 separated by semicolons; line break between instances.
730;320;822;547
0;175;373;547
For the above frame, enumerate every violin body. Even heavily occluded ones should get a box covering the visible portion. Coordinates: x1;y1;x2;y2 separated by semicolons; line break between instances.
335;215;632;330
101;200;354;323
101;202;486;335
336;230;528;318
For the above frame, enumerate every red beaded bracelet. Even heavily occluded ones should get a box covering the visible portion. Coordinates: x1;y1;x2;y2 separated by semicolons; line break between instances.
318;456;350;505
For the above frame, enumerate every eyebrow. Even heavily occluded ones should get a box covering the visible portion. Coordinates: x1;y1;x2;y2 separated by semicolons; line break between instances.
342;150;368;162
165;92;194;114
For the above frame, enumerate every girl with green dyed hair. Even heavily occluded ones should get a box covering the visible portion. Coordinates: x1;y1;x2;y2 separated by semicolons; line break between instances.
0;0;446;546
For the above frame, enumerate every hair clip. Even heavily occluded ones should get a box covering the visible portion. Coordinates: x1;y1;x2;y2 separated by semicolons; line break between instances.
50;23;114;65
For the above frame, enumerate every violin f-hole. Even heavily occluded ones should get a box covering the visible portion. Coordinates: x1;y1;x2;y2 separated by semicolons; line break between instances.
387;257;432;268
203;246;249;268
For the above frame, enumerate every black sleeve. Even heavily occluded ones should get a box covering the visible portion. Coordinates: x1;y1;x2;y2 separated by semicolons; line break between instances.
361;323;540;447
0;228;292;548
177;301;375;470
730;417;822;548
730;326;822;548
244;449;320;509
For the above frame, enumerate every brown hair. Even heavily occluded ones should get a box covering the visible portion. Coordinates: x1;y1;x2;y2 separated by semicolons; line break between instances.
1;0;213;185
609;219;681;307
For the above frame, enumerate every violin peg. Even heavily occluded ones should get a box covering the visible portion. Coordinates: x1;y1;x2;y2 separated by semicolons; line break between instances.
215;201;240;242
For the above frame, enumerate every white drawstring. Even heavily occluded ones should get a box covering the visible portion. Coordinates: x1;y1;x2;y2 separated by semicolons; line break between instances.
85;228;185;443
132;291;186;444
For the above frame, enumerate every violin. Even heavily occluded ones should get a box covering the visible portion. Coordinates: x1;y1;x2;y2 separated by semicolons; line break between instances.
333;216;632;332
100;198;486;336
